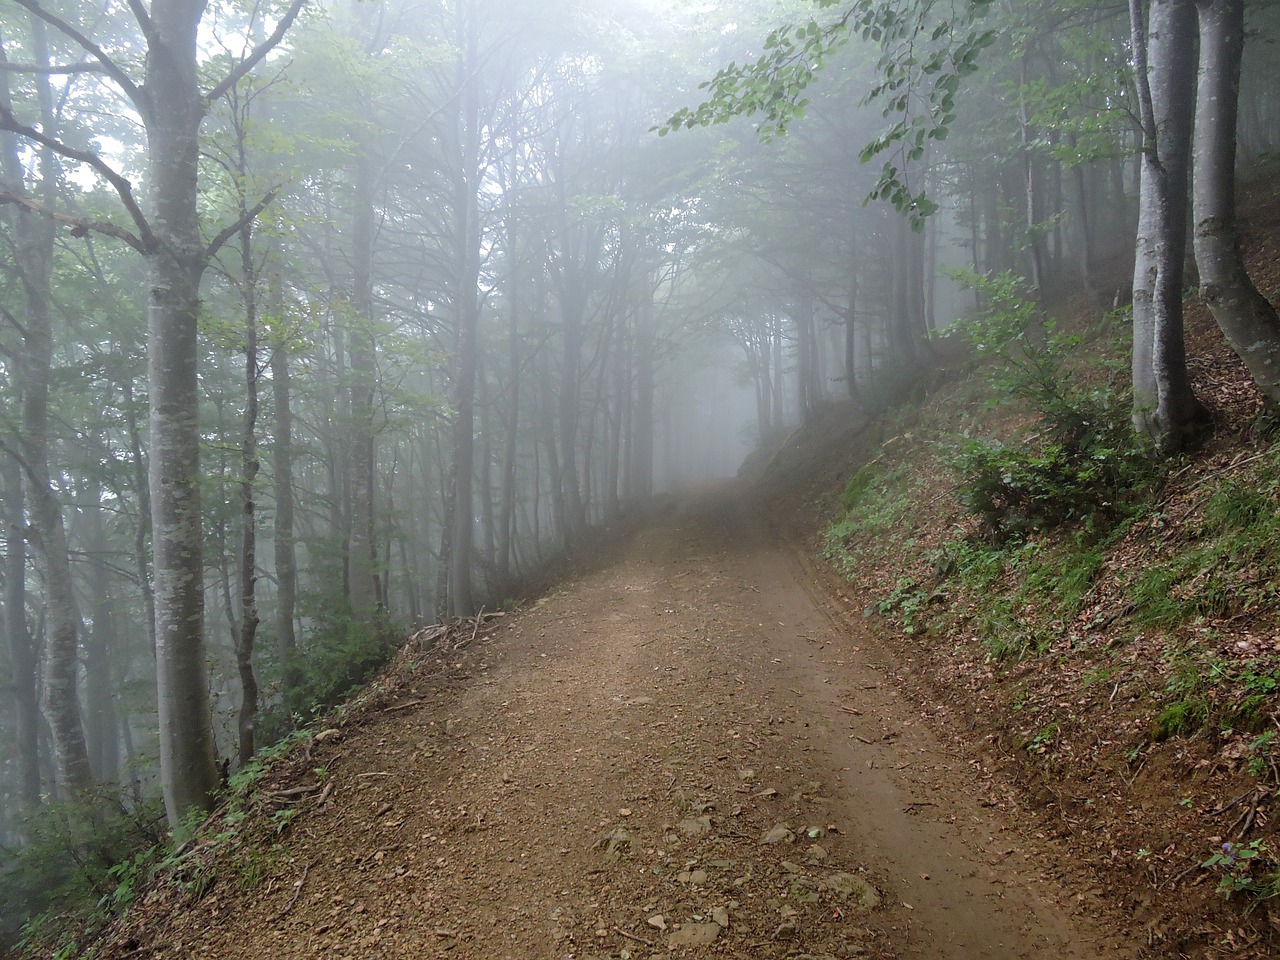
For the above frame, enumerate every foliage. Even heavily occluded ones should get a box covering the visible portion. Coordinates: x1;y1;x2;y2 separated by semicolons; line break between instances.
259;597;400;743
824;461;920;578
1149;645;1280;744
10;727;319;957
946;271;1159;541
1;796;167;954
1203;840;1280;904
1129;446;1280;628
659;0;996;227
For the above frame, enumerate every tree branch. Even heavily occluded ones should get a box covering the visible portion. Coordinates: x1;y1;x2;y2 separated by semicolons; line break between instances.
204;0;308;106
1129;0;1157;145
0;302;32;345
0;61;105;75
8;0;145;109
0;191;146;253
126;0;157;43
0;104;155;250
205;186;281;260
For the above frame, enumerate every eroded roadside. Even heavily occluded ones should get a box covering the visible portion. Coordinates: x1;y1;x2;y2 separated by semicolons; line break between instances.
100;492;1143;960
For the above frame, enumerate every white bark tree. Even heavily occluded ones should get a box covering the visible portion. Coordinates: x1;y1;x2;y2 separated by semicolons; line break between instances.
0;0;305;825
1128;0;1211;451
1192;0;1280;406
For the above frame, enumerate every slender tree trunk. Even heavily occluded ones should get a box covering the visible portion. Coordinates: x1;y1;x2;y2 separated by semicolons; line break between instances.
447;3;482;613
10;19;92;799
269;269;299;686
845;220;862;403
234;215;261;765
122;379;157;656
605;317;626;519
497;214;521;581
557;267;589;547
1;454;40;810
0;37;42;812
347;152;378;620
1192;0;1280;404
630;302;655;501
85;498;120;782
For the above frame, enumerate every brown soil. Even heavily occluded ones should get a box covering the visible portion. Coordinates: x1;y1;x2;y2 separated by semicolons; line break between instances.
100;491;1149;960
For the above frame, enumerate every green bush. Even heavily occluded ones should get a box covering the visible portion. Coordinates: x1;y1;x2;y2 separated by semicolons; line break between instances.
2;795;166;953
946;271;1159;541
259;611;397;743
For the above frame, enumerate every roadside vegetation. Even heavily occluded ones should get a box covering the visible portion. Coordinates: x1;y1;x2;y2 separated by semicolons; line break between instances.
820;214;1280;941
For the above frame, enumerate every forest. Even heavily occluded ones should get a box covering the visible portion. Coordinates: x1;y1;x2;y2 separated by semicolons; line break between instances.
2;0;1280;954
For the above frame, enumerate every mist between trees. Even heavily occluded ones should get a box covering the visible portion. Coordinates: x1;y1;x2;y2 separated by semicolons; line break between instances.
0;0;1278;941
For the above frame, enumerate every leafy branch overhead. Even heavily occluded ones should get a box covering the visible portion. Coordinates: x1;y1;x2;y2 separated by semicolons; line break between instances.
658;0;996;227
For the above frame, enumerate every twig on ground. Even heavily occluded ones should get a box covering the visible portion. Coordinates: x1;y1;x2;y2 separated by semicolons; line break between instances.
277;861;312;918
615;928;654;947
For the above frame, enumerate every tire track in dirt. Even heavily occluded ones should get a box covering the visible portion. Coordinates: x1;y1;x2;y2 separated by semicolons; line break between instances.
119;491;1143;960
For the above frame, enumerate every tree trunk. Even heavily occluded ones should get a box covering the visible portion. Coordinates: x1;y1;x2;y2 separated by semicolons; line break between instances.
146;0;221;824
1;454;40;810
269;270;299;687
11;18;93;799
347;152;378;621
630;302;656;501
845;220;862;404
122;378;157;656
235;214;261;766
447;3;482;613
557;265;589;547
1192;0;1280;404
84;498;121;783
1129;0;1210;450
497;212;521;581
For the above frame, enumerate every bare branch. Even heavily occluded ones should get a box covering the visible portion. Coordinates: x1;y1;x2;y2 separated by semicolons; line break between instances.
0;103;155;250
205;186;281;260
0;302;32;345
0;191;146;253
0;61;105;75
126;0;157;43
204;0;307;106
8;0;145;109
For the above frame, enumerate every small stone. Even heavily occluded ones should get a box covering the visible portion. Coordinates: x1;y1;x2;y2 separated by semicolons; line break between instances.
594;828;632;859
711;906;730;928
761;824;794;845
677;816;712;837
668;923;720;947
788;878;820;903
823;871;880;909
773;921;799;940
647;914;667;931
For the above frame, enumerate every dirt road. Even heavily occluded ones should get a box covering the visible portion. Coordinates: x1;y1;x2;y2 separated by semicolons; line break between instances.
129;493;1143;960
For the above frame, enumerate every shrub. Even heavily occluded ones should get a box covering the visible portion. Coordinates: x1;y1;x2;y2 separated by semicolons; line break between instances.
2;795;166;953
946;270;1159;540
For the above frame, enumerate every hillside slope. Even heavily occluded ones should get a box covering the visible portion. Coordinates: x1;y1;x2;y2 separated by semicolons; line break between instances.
751;192;1280;957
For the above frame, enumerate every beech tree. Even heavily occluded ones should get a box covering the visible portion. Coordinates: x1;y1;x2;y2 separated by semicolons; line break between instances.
0;0;305;823
1128;0;1210;449
1191;0;1280;406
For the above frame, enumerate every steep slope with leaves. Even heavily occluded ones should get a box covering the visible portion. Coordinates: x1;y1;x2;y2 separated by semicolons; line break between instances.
760;182;1280;956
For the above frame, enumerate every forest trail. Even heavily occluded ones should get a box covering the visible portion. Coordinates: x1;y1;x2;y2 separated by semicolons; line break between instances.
124;490;1145;960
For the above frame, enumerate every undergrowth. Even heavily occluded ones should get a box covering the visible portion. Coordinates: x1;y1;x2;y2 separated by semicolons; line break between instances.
823;271;1280;912
9;729;316;960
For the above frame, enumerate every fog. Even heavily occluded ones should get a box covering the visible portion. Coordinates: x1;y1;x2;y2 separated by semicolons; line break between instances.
1;0;1278;940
